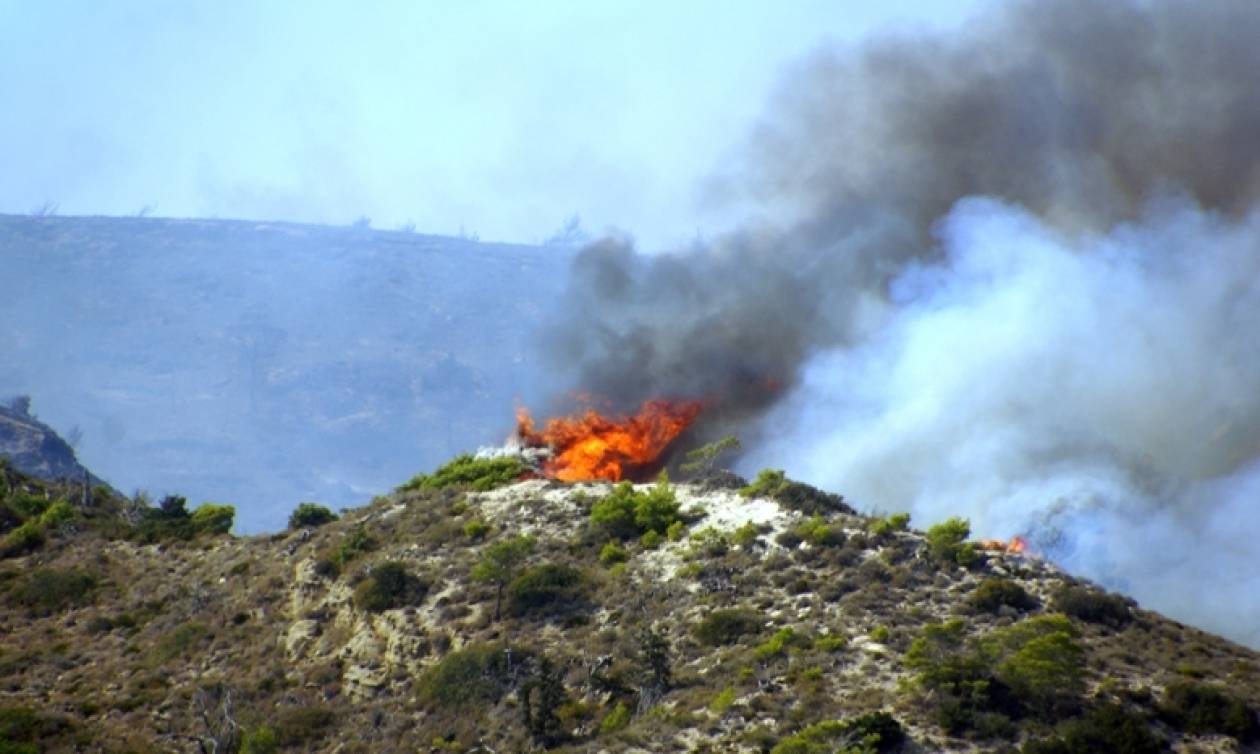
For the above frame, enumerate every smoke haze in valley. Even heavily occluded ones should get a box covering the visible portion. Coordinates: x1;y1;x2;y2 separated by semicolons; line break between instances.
546;0;1260;645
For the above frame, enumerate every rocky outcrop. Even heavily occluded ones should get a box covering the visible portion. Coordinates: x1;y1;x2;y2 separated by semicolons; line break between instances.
0;397;106;486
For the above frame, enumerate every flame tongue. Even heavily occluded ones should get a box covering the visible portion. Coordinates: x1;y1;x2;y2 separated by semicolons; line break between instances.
517;399;703;482
978;536;1030;555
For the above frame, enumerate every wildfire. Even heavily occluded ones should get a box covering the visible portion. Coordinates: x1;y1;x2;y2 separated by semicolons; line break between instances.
977;536;1029;555
516;399;704;482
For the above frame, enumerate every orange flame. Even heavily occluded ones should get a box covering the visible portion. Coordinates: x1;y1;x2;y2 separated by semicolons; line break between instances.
517;399;703;482
978;536;1029;555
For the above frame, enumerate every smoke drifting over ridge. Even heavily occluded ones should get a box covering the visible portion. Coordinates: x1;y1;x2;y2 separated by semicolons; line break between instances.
544;0;1260;645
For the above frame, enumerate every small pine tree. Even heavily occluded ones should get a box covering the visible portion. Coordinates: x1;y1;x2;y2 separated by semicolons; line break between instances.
679;435;741;474
471;535;536;620
638;627;672;712
521;656;566;747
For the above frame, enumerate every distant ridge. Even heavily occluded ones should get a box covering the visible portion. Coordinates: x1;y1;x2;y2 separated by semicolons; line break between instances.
0;213;571;531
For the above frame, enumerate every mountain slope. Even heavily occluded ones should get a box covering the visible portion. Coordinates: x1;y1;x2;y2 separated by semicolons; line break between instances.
1;461;1256;753
0;213;571;532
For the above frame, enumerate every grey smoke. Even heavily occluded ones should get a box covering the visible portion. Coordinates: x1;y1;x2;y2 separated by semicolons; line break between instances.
544;0;1260;645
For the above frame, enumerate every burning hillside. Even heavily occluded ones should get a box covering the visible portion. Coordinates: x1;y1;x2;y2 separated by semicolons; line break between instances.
515;399;703;482
537;0;1260;647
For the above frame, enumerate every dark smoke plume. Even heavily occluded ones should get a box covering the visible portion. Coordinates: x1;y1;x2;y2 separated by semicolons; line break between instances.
542;0;1260;646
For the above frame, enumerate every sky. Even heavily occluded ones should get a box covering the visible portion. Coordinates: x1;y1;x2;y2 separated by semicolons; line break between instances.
1;1;983;250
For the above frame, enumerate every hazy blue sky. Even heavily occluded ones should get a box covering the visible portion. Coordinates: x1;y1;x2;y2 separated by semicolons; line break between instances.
2;1;983;249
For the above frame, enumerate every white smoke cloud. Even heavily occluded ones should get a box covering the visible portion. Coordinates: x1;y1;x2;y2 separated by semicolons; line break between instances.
745;195;1260;645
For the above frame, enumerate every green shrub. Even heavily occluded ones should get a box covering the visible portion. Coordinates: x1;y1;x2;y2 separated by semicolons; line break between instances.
969;578;1038;613
687;526;730;559
472;534;535;620
591;476;681;540
133;495;191;541
398;453;525;492
814;635;848;653
982;615;1085;718
37;500;75;528
640;529;662;549
240;726;278;754
905;620;1011;734
334;525;377;567
741;469;788;499
666;520;686;541
925;517;978;567
1158;681;1257;741
771;711;905;754
0;705;73;754
288;502;337;529
633;473;681;534
4;493;49;520
1052;585;1133;628
599;702;631;734
462;518;491;540
740;469;850;515
710;687;737;714
590;483;638;539
507;563;586;616
695;608;763;646
868;512;910;537
0;521;44;558
906;615;1084;731
732;522;761;547
10;567;96;614
869;625;891;643
599;541;628;565
791;516;845;547
1021;703;1166;754
353;561;430;612
420;643;516;708
189;503;235;535
755;628;810;660
132;496;233;540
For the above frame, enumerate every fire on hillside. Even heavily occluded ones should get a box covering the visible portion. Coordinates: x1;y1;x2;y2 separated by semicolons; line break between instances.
516;399;703;482
978;536;1029;555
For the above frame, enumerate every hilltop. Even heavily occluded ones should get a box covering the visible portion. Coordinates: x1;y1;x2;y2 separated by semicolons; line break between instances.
2;457;1257;753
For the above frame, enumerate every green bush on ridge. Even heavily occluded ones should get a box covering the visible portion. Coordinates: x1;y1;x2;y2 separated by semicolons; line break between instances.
925;517;979;568
398;453;526;492
288;502;338;529
1052;585;1133;628
132;495;235;542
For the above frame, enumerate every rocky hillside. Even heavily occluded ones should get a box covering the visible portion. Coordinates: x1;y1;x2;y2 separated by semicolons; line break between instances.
1;458;1257;753
0;397;107;488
